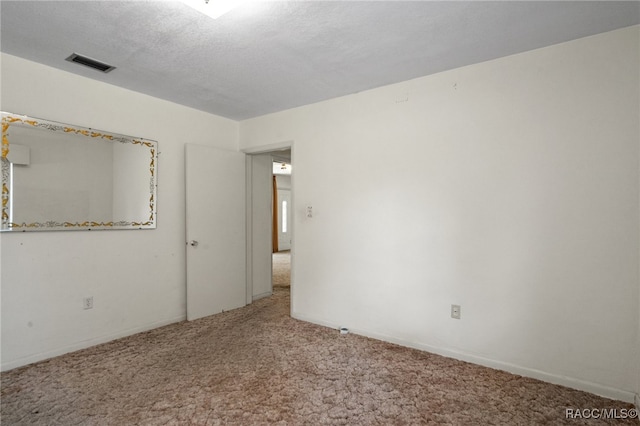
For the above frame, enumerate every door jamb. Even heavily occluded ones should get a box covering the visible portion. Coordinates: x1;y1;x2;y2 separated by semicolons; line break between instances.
242;141;294;306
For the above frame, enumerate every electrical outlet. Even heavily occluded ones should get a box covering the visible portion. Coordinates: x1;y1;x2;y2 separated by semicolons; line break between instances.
83;296;94;310
451;304;461;319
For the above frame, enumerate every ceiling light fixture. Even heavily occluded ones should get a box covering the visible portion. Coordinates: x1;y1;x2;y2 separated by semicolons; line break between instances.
178;0;245;20
273;162;292;175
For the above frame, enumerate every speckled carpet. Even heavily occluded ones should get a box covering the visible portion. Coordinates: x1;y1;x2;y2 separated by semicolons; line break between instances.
1;287;637;425
272;250;290;287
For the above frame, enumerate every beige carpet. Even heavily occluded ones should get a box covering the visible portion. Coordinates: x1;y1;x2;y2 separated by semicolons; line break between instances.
1;287;637;425
272;250;290;287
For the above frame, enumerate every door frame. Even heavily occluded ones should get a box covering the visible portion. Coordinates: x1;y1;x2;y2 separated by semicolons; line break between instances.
243;141;294;307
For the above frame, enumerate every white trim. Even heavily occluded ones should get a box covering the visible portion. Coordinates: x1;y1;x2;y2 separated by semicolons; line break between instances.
288;144;295;316
241;140;293;155
291;312;637;404
1;315;185;372
245;155;254;305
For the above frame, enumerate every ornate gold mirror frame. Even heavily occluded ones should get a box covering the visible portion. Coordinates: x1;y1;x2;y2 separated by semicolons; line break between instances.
1;112;157;231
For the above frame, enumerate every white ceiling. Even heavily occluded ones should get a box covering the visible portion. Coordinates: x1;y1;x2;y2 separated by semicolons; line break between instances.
1;1;638;121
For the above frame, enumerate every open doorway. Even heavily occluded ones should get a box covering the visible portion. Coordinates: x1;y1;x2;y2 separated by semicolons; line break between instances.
245;145;293;305
272;251;290;287
272;152;292;289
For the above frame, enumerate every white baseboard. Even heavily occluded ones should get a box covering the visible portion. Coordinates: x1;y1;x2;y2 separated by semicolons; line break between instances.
1;315;185;372
291;312;636;404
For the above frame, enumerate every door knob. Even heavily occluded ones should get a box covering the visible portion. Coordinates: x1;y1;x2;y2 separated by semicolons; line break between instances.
188;240;199;247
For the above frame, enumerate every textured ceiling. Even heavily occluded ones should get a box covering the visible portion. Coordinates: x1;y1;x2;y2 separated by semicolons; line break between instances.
1;1;638;121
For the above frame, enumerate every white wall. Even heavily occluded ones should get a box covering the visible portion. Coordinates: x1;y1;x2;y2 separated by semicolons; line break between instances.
0;53;239;370
249;153;273;300
637;41;640;407
275;174;291;190
240;26;640;402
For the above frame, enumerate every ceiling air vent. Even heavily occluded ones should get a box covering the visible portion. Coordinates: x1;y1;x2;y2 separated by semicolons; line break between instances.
65;53;116;73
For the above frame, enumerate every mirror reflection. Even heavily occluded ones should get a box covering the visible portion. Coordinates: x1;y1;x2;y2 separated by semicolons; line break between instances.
1;112;157;231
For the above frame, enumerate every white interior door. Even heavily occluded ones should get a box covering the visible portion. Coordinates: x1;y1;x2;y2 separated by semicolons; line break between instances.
277;189;292;251
185;144;246;321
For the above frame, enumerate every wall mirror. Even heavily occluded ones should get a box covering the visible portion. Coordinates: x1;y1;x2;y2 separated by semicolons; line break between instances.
1;112;157;231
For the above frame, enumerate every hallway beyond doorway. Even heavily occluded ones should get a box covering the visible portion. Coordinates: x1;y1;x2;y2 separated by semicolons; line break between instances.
272;251;290;287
